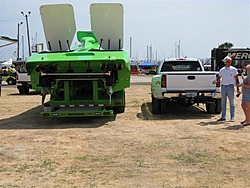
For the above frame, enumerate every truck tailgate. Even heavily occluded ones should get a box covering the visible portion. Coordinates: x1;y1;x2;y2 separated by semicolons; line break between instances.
165;72;217;91
17;72;30;82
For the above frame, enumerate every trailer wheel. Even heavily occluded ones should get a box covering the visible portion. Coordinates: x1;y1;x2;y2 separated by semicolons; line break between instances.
114;90;125;114
206;103;215;113
160;99;167;114
215;98;222;114
152;95;160;114
116;106;125;113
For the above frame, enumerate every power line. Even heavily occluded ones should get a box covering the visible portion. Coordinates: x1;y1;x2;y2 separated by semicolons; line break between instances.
0;18;23;23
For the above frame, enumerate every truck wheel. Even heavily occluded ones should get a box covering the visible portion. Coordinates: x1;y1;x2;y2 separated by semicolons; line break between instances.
152;95;160;114
18;88;24;94
215;98;222;114
18;87;29;94
22;87;29;94
24;87;29;94
206;103;215;113
113;90;125;114
7;78;16;85
116;106;125;113
160;99;167;114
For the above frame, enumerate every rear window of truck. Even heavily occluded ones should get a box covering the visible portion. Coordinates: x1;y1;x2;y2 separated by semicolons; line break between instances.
161;61;202;72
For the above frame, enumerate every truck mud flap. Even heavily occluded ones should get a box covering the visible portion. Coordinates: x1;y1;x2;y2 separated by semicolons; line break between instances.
40;107;114;117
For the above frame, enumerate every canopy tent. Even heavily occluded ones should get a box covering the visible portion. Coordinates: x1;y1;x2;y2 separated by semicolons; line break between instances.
138;62;156;67
0;58;13;68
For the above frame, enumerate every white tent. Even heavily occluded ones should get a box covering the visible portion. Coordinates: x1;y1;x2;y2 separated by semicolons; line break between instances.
0;58;13;68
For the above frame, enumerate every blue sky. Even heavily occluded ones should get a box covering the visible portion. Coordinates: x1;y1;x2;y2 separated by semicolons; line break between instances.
0;0;249;61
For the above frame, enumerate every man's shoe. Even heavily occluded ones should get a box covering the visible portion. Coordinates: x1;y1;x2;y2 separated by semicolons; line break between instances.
217;118;226;121
230;119;235;122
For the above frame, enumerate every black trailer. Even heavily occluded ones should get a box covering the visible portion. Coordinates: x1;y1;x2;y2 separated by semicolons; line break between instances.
211;48;250;74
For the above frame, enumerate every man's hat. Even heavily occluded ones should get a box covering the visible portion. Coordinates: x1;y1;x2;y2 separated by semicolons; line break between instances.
222;56;232;62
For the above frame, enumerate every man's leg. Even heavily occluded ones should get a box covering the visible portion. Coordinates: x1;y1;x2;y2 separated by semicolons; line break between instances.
227;85;235;120
221;85;227;119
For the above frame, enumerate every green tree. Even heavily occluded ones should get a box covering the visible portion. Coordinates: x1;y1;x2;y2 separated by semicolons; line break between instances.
218;42;234;49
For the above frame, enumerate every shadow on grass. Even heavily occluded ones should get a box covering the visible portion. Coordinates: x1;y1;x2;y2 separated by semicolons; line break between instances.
223;124;245;130
0;105;117;130
8;90;41;96
137;102;215;120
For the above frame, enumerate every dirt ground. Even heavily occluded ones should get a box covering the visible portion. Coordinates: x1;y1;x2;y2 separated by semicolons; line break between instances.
0;75;250;188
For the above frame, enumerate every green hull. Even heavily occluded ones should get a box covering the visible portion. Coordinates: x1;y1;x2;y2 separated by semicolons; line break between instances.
26;3;130;117
25;31;130;117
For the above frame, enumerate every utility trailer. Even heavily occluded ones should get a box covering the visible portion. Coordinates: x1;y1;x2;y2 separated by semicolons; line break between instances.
25;3;130;117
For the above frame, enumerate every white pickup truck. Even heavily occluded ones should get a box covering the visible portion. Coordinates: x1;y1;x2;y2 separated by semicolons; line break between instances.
16;71;32;94
151;58;221;114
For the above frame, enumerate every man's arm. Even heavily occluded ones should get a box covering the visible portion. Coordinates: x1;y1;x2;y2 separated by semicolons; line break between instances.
216;75;221;83
235;74;240;92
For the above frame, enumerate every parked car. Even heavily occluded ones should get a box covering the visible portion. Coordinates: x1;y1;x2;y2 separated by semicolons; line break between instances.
130;65;139;74
2;75;16;85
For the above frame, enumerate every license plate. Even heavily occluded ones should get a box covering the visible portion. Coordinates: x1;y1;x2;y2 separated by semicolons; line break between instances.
187;92;197;97
44;107;52;112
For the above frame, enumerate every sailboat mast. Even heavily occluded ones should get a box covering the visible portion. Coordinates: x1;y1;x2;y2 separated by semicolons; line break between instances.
178;39;181;58
129;37;132;58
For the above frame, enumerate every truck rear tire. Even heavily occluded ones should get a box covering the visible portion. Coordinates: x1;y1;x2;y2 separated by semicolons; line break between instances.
206;103;215;113
215;98;222;114
18;86;29;94
152;95;160;114
160;99;167;114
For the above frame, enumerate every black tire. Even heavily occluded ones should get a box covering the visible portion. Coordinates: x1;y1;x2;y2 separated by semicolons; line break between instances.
215;98;222;114
206;103;215;113
152;95;160;114
18;87;29;94
116;106;125;113
160;99;167;114
114;90;125;114
7;78;16;85
18;88;24;94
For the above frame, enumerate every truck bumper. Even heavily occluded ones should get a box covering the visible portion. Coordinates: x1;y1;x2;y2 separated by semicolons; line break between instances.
16;82;31;88
40;107;114;117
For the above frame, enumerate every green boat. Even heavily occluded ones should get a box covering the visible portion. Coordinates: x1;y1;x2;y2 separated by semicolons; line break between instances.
25;3;130;117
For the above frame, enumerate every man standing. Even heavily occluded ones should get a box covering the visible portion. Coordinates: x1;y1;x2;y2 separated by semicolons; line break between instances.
216;56;240;122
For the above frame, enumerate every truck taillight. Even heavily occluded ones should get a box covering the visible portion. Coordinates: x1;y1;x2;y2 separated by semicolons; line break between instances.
16;73;18;81
161;75;166;88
